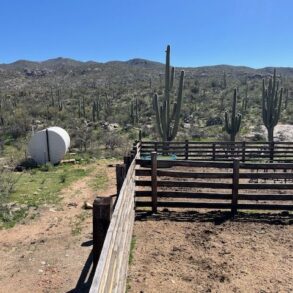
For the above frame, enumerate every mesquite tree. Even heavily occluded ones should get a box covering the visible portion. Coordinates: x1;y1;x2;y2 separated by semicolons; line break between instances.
153;45;184;141
262;69;283;142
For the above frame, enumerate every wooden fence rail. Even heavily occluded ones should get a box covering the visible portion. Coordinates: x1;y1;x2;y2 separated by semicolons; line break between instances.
135;152;293;213
90;143;140;293
140;141;293;162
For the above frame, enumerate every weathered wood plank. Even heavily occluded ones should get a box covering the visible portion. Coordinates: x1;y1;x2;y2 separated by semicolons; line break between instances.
136;159;233;168
151;152;158;213
135;201;232;209
238;193;293;201
136;180;232;189
90;152;137;293
135;191;231;199
231;159;240;215
238;183;293;189
239;173;293;179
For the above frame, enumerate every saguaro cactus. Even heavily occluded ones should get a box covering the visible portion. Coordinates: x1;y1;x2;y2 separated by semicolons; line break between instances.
92;101;97;122
224;89;242;142
284;88;289;109
241;83;249;114
153;45;184;141
262;69;283;142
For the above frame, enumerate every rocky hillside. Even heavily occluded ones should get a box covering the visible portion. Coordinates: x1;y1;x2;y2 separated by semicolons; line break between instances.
0;57;292;159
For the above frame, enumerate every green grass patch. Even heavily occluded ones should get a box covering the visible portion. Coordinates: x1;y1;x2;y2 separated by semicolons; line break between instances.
71;211;90;236
10;164;88;207
89;168;108;191
0;208;29;229
0;164;89;228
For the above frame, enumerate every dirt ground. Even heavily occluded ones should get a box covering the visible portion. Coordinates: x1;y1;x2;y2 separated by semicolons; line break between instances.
0;160;117;293
128;210;293;293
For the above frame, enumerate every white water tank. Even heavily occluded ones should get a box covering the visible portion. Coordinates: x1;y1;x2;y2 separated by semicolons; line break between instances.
28;127;70;165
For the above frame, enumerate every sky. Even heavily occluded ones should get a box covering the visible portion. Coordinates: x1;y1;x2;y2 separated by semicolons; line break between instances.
0;0;292;68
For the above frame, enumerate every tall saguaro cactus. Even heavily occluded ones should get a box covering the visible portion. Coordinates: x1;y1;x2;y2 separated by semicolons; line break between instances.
224;89;242;142
262;69;283;142
153;45;185;141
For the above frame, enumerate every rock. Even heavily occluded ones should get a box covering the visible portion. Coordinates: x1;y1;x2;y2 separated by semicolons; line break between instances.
14;165;25;172
83;201;93;209
67;202;78;208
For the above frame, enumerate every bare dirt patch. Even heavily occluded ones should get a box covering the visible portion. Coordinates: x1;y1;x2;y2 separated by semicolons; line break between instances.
128;211;293;293
0;160;118;293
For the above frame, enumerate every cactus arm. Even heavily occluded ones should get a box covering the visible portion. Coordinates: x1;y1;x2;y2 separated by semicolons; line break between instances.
170;67;175;91
153;94;164;139
160;104;168;141
165;45;171;126
224;111;231;134
170;70;185;140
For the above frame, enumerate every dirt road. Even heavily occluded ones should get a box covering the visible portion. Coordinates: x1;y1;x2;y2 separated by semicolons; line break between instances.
0;161;117;293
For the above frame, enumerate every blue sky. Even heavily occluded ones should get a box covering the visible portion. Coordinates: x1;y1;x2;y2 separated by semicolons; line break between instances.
0;0;292;68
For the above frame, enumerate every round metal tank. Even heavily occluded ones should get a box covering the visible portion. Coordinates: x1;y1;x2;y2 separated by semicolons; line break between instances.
28;127;70;165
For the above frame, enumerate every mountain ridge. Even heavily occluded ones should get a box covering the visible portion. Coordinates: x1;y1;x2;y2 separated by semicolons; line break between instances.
1;57;293;74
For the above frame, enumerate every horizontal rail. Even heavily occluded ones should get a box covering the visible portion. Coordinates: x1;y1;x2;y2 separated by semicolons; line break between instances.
135;169;232;179
135;201;293;210
135;191;231;199
135;191;293;201
135;201;232;209
136;180;232;189
136;159;233;168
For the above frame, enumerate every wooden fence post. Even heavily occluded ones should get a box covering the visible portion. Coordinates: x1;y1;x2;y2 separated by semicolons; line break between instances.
270;141;274;162
242;141;246;162
185;140;189;160
212;143;216;161
139;129;142;141
151;152;158;213
93;196;113;269
124;155;131;172
116;164;126;195
231;159;240;216
133;145;137;156
130;151;135;163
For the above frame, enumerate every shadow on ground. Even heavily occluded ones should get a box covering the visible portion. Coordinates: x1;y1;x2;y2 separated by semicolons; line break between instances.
66;249;94;293
135;210;293;225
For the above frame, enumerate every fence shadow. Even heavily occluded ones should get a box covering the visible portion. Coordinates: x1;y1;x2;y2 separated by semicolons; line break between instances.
135;210;293;225
66;249;95;293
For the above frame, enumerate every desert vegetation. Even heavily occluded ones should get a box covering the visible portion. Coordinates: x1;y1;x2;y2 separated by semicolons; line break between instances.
0;45;293;293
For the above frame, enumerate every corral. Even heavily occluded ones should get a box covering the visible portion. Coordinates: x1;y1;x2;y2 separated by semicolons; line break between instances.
89;140;293;293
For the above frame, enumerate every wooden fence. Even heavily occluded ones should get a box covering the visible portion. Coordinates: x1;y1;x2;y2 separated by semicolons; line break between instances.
136;152;293;214
140;141;293;162
89;143;140;293
88;140;293;292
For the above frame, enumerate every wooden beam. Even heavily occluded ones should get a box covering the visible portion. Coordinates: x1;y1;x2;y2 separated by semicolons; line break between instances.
151;152;157;213
92;196;113;270
231;159;239;216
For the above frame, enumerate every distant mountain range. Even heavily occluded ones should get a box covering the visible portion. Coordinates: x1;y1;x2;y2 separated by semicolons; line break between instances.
1;57;293;74
1;57;293;91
